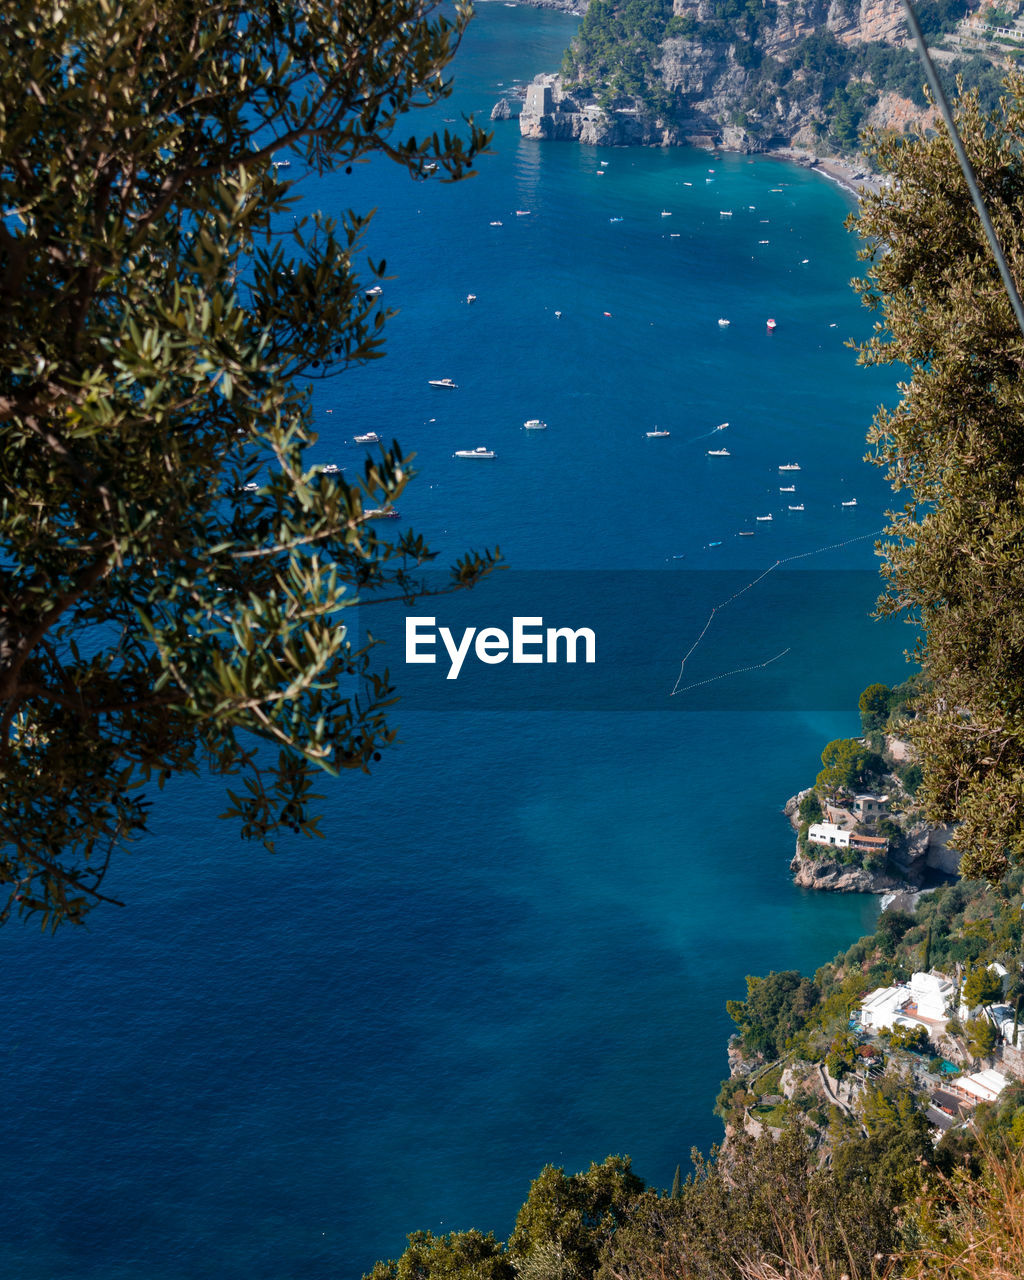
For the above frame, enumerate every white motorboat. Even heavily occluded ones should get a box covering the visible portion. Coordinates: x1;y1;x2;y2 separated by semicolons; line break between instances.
841;499;858;506
706;448;730;456
365;284;382;299
788;504;805;511
661;209;671;217
646;429;670;438
716;422;729;430
428;378;458;389
756;514;773;522
778;463;801;471
717;318;730;327
454;447;495;459
354;432;380;444
779;485;795;492
241;482;259;493
466;293;477;304
320;464;342;475
766;318;777;330
523;419;547;430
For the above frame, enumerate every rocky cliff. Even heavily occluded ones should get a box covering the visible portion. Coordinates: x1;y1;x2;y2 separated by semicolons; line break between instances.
518;0;961;156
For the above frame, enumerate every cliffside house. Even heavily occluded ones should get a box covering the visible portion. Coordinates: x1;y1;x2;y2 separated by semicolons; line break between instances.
824;793;889;828
951;1068;1011;1106
807;822;889;855
860;971;956;1032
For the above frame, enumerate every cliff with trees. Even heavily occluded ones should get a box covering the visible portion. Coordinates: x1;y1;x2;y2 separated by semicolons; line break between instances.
519;0;1011;158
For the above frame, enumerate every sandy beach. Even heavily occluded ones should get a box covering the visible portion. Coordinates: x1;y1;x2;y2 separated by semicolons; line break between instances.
762;147;887;200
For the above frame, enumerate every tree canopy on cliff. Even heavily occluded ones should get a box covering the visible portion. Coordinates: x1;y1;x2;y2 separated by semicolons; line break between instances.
0;0;496;929
850;71;1024;885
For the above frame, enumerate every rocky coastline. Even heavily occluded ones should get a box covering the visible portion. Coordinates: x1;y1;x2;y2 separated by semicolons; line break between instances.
506;0;962;185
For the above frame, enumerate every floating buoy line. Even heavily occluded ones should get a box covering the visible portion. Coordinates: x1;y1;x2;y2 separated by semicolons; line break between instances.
669;529;884;698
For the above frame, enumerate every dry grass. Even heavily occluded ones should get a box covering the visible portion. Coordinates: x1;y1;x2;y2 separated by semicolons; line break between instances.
900;1144;1024;1280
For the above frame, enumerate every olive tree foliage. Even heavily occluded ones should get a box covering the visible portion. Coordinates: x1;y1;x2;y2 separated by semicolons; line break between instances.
849;71;1024;885
0;0;496;929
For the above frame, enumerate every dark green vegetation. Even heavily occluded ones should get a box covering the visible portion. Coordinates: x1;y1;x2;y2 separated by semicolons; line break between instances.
851;71;1024;884
0;0;496;928
560;0;677;113
557;0;1007;154
366;1138;906;1280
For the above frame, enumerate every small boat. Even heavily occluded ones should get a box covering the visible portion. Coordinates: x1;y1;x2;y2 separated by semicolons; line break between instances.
241;481;259;493
646;429;670;438
320;464;342;475
766;318;777;330
720;210;732;217
466;293;477;304
454;447;495;459
272;159;291;169
778;463;801;471
683;181;692;186
841;499;858;507
489;220;503;226
717;318;730;327
661;210;671;217
596;170;605;176
758;239;769;244
554;310;562;318
516;209;530;216
364;507;400;520
365;284;382;299
756;514;773;522
716;422;729;430
524;419;547;430
600;160;609;167
779;485;795;493
354;432;380;444
738;531;754;537
708;541;722;548
788;504;805;511
706;448;730;456
428;378;458;389
609;216;623;223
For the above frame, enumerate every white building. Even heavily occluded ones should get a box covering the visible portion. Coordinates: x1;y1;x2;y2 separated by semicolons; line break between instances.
953;1069;1011;1105
860;971;955;1032
808;821;850;849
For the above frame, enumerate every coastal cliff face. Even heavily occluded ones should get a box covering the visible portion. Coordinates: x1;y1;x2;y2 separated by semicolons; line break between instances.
519;0;941;155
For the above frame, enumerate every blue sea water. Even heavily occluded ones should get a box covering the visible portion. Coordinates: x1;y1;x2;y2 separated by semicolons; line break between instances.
1;7;916;1278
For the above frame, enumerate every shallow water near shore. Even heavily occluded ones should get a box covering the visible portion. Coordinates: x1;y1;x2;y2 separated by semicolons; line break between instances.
1;8;912;1278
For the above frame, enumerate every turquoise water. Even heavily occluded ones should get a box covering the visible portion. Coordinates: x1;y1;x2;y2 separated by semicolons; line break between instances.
0;8;913;1278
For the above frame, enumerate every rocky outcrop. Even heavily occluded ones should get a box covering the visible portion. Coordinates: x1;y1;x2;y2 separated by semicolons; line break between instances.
491;97;520;121
790;847;914;893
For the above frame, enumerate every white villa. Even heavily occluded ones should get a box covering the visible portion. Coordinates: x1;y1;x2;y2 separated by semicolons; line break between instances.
808;821;889;855
952;1068;1011;1105
860;971;956;1032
